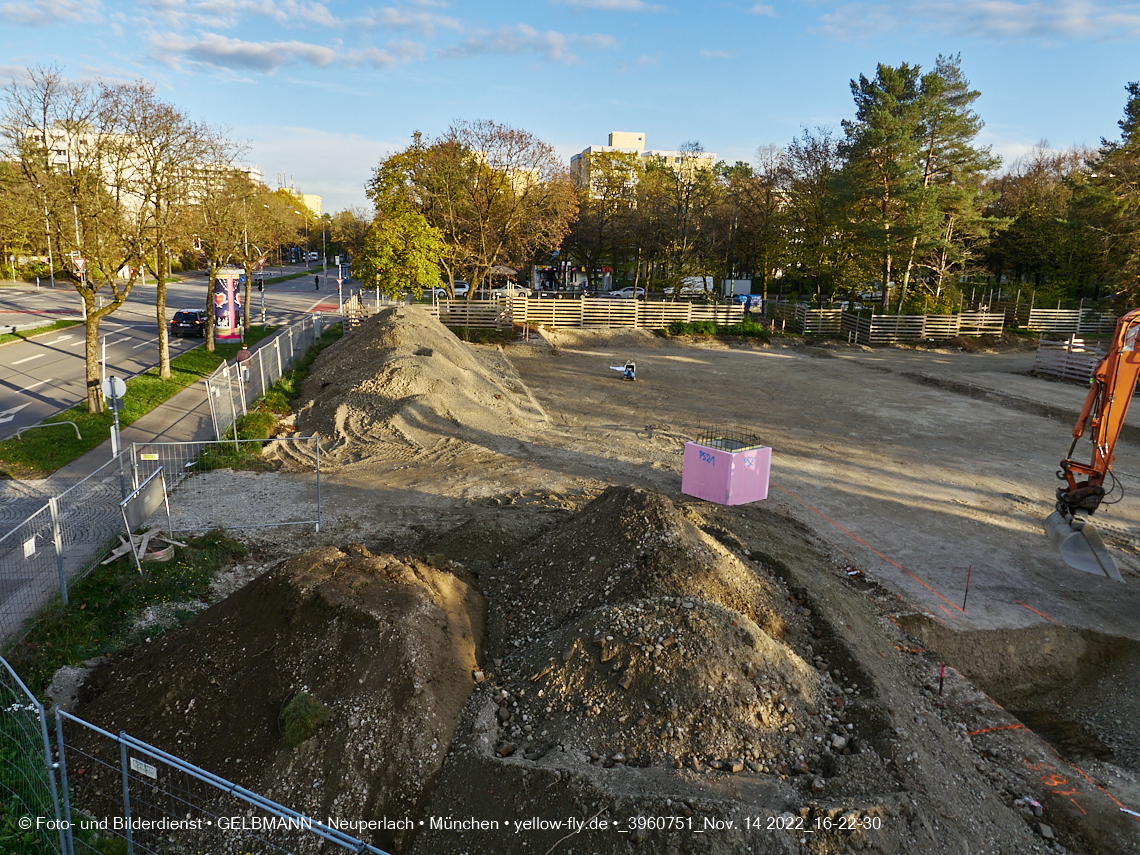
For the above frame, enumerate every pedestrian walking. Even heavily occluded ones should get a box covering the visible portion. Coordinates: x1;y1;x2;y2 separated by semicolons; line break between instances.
314;274;320;290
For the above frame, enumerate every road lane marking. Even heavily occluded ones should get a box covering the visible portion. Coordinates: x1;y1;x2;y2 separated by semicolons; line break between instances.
11;354;45;365
45;336;74;344
131;338;155;349
66;338;82;346
20;378;51;391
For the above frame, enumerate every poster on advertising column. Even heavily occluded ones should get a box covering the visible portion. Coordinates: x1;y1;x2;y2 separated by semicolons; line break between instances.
214;266;244;342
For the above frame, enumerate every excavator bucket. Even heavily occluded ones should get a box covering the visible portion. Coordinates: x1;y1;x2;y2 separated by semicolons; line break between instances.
1043;511;1123;581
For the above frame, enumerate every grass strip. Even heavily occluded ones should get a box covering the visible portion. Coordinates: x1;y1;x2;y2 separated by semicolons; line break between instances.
0;318;83;347
265;266;321;285
222;323;345;461
662;318;771;339
3;530;245;698
0;326;275;479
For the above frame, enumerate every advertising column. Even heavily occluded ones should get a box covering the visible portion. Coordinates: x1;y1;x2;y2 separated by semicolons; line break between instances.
214;266;244;343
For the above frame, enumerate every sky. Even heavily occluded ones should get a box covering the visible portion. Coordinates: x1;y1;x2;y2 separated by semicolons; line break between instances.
2;0;1139;213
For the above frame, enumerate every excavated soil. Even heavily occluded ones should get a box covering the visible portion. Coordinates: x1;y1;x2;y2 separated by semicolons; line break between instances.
77;545;485;854
69;309;1140;855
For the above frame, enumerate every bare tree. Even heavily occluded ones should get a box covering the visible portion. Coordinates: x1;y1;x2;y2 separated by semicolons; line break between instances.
2;67;153;412
103;81;212;377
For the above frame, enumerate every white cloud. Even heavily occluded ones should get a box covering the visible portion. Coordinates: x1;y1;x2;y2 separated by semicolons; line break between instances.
750;3;776;16
151;33;337;72
442;23;618;64
814;0;1140;41
143;0;337;30
552;0;665;11
356;6;461;37
700;49;736;58
0;0;98;26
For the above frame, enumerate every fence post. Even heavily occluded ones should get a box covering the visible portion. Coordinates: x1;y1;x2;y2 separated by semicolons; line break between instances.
275;337;283;379
205;376;220;442
120;736;135;855
227;369;240;450
315;437;321;533
49;497;68;607
55;711;74;855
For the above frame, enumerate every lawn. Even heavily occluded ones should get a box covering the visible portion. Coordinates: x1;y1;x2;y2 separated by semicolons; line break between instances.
0;326;275;479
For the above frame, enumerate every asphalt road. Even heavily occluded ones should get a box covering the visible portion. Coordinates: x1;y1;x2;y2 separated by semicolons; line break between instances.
0;266;344;441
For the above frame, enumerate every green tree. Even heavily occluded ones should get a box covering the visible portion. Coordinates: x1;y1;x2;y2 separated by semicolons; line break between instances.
838;62;926;309
352;208;446;298
898;55;1001;307
783;127;873;301
1081;82;1140;302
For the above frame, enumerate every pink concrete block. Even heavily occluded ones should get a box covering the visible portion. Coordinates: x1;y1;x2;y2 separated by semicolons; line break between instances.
681;441;771;506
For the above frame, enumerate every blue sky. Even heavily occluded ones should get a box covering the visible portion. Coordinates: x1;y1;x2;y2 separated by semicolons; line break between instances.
3;0;1138;212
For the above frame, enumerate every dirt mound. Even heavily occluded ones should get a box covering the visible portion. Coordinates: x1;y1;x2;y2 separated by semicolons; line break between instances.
485;486;785;656
537;325;667;350
289;306;545;464
497;596;822;768
77;544;486;854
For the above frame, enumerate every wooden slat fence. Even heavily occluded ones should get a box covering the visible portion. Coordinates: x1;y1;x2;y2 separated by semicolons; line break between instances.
840;310;1005;344
1027;308;1119;335
436;300;513;329
395;298;748;331
1034;337;1106;383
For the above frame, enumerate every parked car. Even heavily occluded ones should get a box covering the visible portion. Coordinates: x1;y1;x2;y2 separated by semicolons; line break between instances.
490;283;531;298
451;281;470;297
170;310;206;338
605;287;646;299
306;251;319;262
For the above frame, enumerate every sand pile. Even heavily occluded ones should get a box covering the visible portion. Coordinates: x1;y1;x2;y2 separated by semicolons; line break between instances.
76;544;486;854
288;307;545;464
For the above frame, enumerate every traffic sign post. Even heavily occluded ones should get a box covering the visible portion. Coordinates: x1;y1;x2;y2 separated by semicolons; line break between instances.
101;375;129;500
101;376;126;455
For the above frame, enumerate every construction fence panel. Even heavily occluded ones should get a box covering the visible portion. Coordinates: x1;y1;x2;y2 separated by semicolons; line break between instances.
130;438;322;534
52;708;389;855
204;316;325;442
0;452;134;644
0;658;63;855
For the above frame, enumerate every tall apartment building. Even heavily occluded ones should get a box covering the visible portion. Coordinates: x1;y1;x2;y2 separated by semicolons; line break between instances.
570;132;717;195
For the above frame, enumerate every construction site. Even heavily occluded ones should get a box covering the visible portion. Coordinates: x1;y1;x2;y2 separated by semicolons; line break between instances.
22;306;1140;854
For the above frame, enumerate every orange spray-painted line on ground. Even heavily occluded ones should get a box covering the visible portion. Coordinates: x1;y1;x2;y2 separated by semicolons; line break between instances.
967;723;1025;737
771;482;966;615
1015;600;1057;624
1073;765;1140;820
894;645;926;654
1070;798;1088;816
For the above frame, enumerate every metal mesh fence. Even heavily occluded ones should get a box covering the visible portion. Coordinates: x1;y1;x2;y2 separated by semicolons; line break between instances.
0;454;131;643
0;658;63;854
206;315;327;442
131;438;321;533
2;436;320;646
56;710;388;855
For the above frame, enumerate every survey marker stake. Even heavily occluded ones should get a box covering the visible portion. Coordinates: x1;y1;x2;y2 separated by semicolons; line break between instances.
939;662;946;697
962;565;972;612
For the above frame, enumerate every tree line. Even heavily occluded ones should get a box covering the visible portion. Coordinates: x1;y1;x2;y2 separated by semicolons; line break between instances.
361;55;1140;315
0;67;370;413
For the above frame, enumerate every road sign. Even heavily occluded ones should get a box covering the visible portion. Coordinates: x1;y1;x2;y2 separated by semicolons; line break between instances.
73;257;86;273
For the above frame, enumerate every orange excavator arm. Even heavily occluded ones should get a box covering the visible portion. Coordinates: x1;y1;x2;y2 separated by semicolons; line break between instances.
1045;308;1140;580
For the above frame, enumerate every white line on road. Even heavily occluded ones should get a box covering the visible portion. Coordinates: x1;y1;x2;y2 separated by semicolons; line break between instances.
20;378;51;391
130;338;155;349
11;353;45;365
66;339;82;346
45;336;73;344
